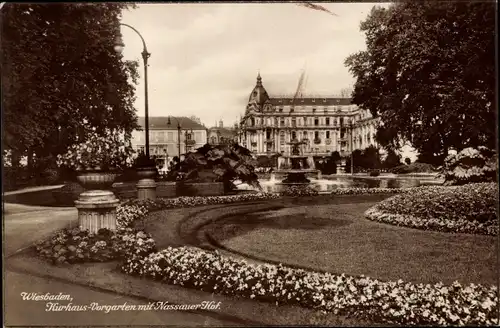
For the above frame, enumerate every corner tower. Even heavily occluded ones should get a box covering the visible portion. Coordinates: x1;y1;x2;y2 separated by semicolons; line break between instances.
246;73;271;114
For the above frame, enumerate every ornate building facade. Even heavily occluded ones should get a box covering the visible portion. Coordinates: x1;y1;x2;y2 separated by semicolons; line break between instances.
238;74;380;161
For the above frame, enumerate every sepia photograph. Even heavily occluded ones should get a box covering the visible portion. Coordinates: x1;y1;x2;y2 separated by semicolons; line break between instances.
2;1;498;327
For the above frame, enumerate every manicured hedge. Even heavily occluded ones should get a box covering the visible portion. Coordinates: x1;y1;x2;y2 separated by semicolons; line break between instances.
365;183;498;235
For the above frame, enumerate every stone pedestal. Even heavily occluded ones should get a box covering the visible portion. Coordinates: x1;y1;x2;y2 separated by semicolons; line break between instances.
75;190;120;233
136;178;157;200
136;167;157;200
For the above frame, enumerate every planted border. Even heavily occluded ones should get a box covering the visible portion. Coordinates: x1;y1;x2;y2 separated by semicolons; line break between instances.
33;190;499;325
364;183;498;235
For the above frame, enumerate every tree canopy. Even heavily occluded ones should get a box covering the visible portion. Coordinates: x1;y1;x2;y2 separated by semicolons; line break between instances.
1;3;139;167
345;2;496;162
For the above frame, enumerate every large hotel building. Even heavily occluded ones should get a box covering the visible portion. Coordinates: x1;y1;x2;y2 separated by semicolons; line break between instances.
238;73;380;160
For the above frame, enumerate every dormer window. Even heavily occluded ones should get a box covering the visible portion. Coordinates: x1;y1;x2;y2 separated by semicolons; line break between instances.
312;108;316;113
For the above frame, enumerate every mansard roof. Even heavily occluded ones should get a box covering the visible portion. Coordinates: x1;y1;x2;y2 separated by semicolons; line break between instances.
137;116;206;130
269;97;353;106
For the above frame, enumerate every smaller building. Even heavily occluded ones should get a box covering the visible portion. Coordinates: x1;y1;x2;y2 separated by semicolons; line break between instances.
207;120;239;146
131;116;208;169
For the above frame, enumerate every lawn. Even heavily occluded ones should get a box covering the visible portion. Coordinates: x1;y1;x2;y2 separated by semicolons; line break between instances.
202;195;496;286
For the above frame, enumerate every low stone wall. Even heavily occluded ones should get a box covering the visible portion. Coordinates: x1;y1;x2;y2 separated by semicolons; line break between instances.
157;182;176;198
113;181;222;198
176;182;225;197
4;186;63;206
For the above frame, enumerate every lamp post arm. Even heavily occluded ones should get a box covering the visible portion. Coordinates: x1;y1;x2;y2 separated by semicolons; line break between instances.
119;23;151;158
120;23;149;54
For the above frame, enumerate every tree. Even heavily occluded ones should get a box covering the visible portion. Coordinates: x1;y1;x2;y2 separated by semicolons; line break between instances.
323;151;341;174
345;2;496;161
383;148;401;169
351;149;364;172
344;157;351;174
1;3;139;170
362;145;381;169
339;87;353;98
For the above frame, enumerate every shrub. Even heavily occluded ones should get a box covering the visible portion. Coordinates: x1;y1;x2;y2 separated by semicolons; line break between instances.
369;169;380;177
56;129;135;171
52;182;85;206
40;168;60;185
391;163;436;174
440;147;497;185
367;183;498;235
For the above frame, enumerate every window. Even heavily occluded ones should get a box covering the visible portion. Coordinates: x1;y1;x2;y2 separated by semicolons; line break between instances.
312;108;316;113
315;131;319;139
211;136;217;144
303;131;308;139
326;131;330;139
195;132;202;142
292;131;297;140
303;117;308;126
326;118;330;126
280;131;285;142
266;129;272;139
186;133;192;140
274;118;278;126
291;118;296;127
251;117;255;126
314;118;319;126
280;118;285;126
279;107;283;112
290;107;294;113
167;132;174;141
138;146;145;153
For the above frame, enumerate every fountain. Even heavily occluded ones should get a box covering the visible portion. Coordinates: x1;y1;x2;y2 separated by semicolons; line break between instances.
277;139;319;184
236;140;436;194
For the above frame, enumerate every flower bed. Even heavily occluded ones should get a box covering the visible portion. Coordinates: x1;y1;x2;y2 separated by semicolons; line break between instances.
331;187;410;195
124;192;281;211
280;185;319;197
35;193;278;264
34;227;156;265
34;189;498;325
121;246;498;326
365;183;498;235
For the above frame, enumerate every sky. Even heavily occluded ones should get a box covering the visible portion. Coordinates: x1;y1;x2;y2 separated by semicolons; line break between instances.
120;2;386;128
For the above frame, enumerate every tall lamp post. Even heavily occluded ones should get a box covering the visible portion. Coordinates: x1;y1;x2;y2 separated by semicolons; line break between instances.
350;121;354;175
114;23;151;158
177;121;182;160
